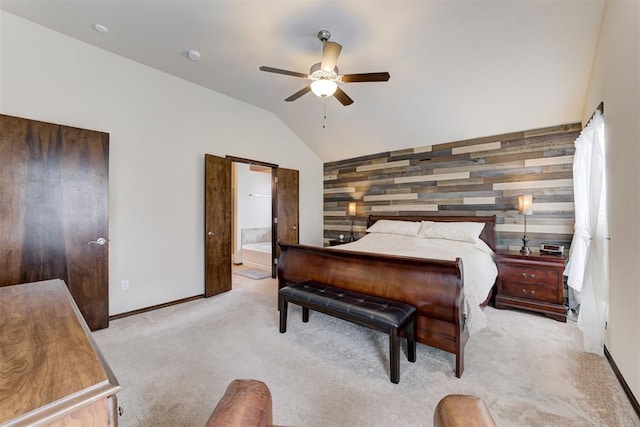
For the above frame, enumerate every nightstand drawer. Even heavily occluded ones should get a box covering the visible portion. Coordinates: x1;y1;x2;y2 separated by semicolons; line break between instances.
501;281;558;303
499;265;557;287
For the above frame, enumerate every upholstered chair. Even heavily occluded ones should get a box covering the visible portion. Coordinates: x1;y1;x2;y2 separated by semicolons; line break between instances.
205;379;273;427
433;394;497;427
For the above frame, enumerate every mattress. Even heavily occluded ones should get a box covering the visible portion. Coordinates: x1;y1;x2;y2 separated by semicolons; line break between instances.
335;233;498;335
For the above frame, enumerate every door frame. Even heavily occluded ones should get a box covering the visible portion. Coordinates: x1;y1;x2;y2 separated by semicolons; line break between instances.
226;156;279;278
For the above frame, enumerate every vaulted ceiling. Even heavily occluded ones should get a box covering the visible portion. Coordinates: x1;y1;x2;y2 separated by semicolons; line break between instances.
0;1;605;162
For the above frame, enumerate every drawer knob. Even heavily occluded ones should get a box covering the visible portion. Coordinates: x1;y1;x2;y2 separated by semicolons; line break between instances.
531;290;535;294
522;289;527;294
522;272;526;277
530;274;535;279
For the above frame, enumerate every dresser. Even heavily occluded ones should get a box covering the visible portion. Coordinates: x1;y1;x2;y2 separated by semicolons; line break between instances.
495;251;567;322
0;279;120;426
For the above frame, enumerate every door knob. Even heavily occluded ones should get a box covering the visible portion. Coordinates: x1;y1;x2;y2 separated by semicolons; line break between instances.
292;226;297;230
88;237;106;246
208;231;215;236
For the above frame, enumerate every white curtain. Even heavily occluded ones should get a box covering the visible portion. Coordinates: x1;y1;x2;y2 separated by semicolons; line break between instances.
564;110;609;355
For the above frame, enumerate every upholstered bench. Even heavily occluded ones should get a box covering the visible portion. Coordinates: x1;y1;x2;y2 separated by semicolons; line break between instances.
278;281;417;384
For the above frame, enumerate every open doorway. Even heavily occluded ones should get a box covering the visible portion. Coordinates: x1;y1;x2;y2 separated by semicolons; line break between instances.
231;161;274;285
204;154;299;297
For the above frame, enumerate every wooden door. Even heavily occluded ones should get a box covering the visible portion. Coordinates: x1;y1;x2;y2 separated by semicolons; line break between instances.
0;114;109;330
275;167;299;269
204;154;232;297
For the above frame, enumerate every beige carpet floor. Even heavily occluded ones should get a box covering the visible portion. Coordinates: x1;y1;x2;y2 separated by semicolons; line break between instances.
93;276;639;426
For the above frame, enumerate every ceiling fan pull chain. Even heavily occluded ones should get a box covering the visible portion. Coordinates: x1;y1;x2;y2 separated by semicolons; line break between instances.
322;99;327;129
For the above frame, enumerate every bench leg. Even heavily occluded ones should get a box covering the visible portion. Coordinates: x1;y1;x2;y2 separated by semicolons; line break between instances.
455;345;464;378
389;327;400;384
279;295;288;333
406;318;416;363
302;307;309;323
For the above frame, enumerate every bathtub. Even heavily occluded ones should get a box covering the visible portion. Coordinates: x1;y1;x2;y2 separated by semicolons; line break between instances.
242;242;272;267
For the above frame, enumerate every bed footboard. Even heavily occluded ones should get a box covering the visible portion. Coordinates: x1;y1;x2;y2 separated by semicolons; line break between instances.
277;242;469;377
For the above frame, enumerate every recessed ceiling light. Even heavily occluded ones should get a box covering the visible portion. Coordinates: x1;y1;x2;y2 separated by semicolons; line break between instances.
186;49;201;61
94;24;109;34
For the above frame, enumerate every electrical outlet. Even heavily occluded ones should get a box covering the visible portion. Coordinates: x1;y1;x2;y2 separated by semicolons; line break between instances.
121;280;130;291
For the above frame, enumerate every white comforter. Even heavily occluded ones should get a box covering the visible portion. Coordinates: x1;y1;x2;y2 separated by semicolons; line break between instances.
335;233;498;335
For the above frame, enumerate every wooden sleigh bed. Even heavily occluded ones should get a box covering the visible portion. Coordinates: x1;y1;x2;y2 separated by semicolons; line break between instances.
277;215;497;378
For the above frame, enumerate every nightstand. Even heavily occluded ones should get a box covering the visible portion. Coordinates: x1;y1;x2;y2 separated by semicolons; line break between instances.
495;250;567;322
328;239;354;246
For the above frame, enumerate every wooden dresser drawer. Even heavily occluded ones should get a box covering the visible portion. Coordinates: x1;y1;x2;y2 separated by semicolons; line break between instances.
501;280;559;303
499;265;557;287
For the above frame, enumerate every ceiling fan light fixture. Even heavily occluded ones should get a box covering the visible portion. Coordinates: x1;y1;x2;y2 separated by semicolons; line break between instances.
259;30;388;106
310;79;337;98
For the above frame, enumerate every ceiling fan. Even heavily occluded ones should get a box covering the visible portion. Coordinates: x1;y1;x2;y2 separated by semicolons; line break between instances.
259;30;390;106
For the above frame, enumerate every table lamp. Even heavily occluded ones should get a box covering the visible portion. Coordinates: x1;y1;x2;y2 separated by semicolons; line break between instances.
348;202;356;241
518;195;533;254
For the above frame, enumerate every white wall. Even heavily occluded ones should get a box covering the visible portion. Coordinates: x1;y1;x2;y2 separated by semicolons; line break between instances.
0;11;324;315
582;0;640;399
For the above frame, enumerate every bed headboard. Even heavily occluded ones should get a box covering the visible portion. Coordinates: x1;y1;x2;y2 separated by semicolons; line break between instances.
367;215;497;252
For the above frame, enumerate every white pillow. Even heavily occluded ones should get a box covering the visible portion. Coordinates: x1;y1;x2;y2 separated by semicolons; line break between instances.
366;219;421;236
417;221;484;243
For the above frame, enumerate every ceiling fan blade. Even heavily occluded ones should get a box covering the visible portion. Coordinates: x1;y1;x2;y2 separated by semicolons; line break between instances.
333;87;354;106
285;86;312;102
321;42;342;71
259;66;308;79
341;72;391;83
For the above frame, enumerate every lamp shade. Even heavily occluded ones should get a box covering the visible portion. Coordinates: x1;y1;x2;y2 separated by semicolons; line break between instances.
518;195;533;215
347;202;356;216
310;79;338;98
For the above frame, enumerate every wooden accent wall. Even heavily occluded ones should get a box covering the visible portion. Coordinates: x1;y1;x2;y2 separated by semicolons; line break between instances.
323;123;580;251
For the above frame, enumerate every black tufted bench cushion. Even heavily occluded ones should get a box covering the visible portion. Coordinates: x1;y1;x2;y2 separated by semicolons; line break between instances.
278;281;416;384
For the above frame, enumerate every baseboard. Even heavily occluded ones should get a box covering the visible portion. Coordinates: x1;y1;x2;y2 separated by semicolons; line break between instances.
109;294;204;321
604;345;640;420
